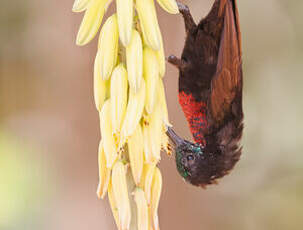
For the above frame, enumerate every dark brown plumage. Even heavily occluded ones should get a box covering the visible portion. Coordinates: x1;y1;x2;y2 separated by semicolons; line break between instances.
166;0;244;187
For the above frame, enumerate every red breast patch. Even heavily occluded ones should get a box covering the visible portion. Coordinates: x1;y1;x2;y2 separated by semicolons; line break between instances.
178;91;207;146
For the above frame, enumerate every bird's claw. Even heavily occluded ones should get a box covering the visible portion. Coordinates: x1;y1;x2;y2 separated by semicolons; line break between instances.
167;55;178;63
177;2;189;14
177;2;196;33
167;55;187;70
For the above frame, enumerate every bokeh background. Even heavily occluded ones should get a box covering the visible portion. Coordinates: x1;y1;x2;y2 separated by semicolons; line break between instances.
1;0;303;229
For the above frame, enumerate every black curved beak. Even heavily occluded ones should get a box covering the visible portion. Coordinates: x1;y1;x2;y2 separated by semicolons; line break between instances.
166;127;184;146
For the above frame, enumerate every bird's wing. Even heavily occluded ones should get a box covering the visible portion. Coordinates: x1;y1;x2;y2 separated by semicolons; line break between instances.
209;0;242;123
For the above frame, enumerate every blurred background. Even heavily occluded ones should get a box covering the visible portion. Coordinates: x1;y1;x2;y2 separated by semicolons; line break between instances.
1;0;303;229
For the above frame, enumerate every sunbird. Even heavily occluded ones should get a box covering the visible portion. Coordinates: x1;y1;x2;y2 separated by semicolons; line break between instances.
167;0;244;187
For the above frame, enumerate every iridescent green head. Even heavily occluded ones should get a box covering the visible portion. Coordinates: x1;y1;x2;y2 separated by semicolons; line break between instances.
166;127;221;186
175;141;204;179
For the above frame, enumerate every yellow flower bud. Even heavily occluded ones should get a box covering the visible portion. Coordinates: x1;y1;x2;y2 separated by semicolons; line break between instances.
108;181;120;229
126;30;143;92
150;167;162;230
121;80;146;142
142;117;153;163
99;100;118;168
72;0;91;12
98;14;119;80
140;163;155;204
143;47;159;114
94;51;108;111
116;0;133;46
155;29;166;77
96;140;111;199
128;124;144;185
136;0;161;50
112;162;131;230
134;188;149;230
157;78;170;126
76;0;111;46
111;64;128;134
142;103;162;162
156;0;179;14
150;104;163;161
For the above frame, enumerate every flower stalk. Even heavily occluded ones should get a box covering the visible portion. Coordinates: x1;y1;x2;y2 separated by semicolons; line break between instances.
73;0;177;228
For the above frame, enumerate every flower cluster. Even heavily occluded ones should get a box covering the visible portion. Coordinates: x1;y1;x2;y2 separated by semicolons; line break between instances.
73;0;178;229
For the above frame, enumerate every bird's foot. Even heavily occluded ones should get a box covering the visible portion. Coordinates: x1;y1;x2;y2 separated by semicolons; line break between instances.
167;55;187;70
177;2;189;14
177;2;196;33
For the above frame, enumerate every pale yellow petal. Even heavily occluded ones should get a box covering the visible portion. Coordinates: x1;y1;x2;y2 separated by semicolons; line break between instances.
96;140;111;199
143;47;159;114
126;29;143;92
121;80;146;143
108;181;120;229
140;163;155;204
76;0;111;46
150;167;162;230
156;0;179;14
112;162;131;230
155;27;166;77
142;102;162;163
157;78;170;126
142;118;153;164
134;188;149;230
99;100;118;168
98;14;119;80
148;103;162;161
116;0;133;46
94;51;108;111
136;0;161;50
128;124;144;185
110;64;128;134
72;0;91;12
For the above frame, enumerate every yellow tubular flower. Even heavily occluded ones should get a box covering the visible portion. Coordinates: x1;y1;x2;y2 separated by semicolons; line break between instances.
143;47;159;114
98;14;119;80
108;181;121;229
96;140;111;199
142;119;153;164
136;0;161;50
128;125;144;185
94;51;107;111
156;0;179;14
142;103;163;163
116;0;133;46
148;103;162;161
155;29;166;77
134;188;149;230
126;30;143;92
112;162;131;230
100;100;118;168
140;163;155;204
72;0;91;12
150;167;162;230
121;80;146;141
110;64;128;134
76;0;111;46
158;78;170;126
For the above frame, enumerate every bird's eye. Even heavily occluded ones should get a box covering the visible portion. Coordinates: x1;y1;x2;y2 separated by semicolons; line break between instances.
187;155;194;161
